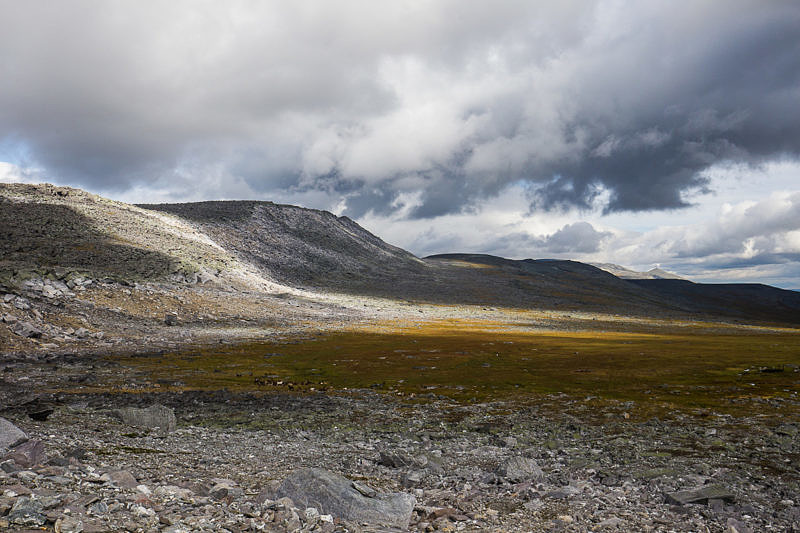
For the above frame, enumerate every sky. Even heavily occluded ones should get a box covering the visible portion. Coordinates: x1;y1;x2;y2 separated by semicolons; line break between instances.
1;1;799;289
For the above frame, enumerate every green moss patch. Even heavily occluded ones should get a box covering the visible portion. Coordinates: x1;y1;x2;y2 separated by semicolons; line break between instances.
109;320;800;416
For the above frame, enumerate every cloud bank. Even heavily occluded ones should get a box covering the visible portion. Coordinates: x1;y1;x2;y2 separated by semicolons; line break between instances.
1;1;799;218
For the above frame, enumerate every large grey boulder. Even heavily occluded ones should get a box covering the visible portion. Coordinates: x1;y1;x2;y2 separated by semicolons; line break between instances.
497;456;544;483
112;404;176;434
665;484;735;505
0;417;28;452
276;468;415;529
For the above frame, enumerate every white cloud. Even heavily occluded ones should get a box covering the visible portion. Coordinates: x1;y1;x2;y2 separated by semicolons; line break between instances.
0;162;43;184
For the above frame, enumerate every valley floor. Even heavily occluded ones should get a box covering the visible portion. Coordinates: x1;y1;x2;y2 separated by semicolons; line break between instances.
1;280;800;532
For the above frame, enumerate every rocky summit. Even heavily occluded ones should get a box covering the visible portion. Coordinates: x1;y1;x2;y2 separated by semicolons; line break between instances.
1;183;799;532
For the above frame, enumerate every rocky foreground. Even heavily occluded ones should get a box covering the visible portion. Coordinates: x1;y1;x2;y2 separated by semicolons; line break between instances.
1;380;798;532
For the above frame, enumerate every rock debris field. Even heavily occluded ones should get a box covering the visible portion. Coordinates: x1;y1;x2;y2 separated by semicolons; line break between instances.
1;382;798;532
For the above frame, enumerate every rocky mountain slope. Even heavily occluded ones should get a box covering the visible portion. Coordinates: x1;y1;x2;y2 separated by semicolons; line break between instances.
0;183;280;291
2;181;800;357
138;200;428;294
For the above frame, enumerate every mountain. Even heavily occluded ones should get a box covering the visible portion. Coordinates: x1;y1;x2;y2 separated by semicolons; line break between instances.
2;183;799;328
137;200;428;294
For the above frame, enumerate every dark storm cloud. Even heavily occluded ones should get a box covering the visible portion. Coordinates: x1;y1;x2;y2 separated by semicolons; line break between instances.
1;1;799;215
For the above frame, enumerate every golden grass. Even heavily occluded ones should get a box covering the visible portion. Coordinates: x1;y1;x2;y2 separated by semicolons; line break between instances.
110;318;800;416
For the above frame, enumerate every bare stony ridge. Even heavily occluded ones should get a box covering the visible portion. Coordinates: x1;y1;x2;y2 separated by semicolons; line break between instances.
0;183;283;291
138;200;428;292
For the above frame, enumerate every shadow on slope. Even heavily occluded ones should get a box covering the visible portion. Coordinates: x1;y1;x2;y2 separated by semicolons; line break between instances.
421;254;676;315
140;203;667;315
0;199;177;279
628;279;800;325
140;201;428;290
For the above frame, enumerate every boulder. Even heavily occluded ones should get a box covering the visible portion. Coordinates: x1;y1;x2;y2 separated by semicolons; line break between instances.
378;450;428;469
11;321;42;338
0;417;28;452
112;404;176;434
497;456;544;483
276;468;415;529
8;496;45;526
6;439;46;468
107;469;139;489
165;312;179;326
665;484;735;506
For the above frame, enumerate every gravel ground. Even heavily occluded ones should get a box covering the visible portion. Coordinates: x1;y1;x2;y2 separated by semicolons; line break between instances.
1;373;799;532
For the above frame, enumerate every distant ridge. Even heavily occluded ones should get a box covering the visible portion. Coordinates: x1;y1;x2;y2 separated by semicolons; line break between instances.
628;279;800;325
591;262;685;280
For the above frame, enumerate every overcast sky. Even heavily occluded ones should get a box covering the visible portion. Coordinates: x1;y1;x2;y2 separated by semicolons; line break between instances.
2;1;799;288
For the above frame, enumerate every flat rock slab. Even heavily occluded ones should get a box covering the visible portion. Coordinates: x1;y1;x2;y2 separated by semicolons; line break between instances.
6;439;46;468
665;484;735;505
112;404;176;434
0;417;28;452
276;468;415;529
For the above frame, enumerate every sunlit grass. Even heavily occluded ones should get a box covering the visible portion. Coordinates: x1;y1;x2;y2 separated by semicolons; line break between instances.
110;319;800;415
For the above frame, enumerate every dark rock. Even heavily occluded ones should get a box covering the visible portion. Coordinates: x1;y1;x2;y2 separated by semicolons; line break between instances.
497;456;544;483
112;404;176;434
665;484;735;506
165;312;179;326
66;446;88;460
276;467;415;529
47;455;71;467
9;496;46;526
11;321;42;338
0;417;28;451
210;482;244;501
27;407;54;421
6;439;46;468
23;398;56;421
378;450;428;469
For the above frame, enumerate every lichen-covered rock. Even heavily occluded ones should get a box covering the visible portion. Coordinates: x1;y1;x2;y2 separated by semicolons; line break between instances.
112;404;176;434
6;439;46;468
0;417;28;452
276;467;415;529
665;484;735;505
9;496;45;526
497;456;544;483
